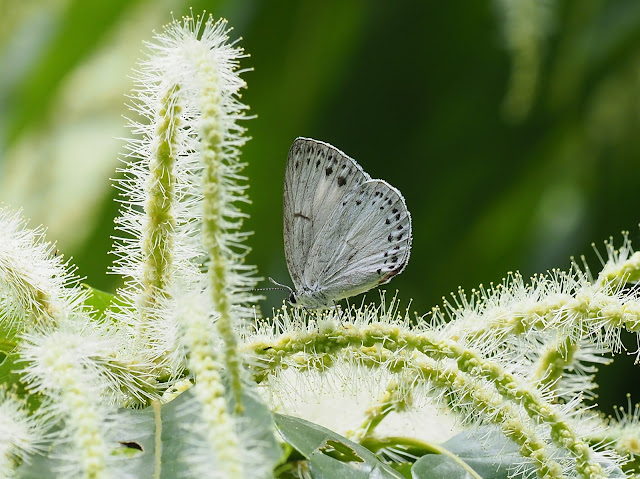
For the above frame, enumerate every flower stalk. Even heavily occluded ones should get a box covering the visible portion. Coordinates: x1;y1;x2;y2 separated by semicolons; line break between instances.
139;84;181;312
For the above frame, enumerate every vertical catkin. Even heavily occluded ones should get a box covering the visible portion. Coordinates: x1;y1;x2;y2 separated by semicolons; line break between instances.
172;16;259;410
112;29;203;369
139;85;181;312
111;14;259;386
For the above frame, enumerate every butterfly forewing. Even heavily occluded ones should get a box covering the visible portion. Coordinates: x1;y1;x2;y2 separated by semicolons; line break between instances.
284;138;370;290
302;179;411;301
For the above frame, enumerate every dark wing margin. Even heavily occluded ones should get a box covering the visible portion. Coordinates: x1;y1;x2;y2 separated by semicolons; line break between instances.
302;179;412;301
283;138;370;290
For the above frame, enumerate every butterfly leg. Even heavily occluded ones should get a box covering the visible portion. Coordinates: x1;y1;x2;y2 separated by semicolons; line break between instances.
333;300;344;325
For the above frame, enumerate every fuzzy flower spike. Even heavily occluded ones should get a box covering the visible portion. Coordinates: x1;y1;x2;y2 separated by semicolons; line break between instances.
0;388;44;479
0;206;155;479
0;207;86;333
243;250;640;478
110;13;268;478
112;13;259;376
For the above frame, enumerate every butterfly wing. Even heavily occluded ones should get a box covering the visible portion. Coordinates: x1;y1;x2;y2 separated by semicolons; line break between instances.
301;179;412;301
283;138;370;290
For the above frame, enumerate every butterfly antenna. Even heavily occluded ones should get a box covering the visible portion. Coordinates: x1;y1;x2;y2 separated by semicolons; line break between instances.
251;277;294;293
268;277;294;293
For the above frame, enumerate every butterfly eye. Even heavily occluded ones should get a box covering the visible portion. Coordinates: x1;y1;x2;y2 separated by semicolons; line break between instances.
289;292;297;304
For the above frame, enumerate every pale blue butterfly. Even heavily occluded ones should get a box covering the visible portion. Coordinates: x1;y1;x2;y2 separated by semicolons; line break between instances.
271;138;412;309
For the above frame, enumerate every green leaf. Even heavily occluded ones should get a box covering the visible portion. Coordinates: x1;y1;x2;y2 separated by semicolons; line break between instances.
274;414;404;479
159;384;283;478
0;351;42;412
412;455;474;479
17;383;281;478
393;462;414;479
81;284;127;318
413;426;626;479
433;428;523;479
408;427;519;479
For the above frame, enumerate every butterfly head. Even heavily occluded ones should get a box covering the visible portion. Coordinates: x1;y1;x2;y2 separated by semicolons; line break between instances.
288;290;298;304
287;288;336;309
267;277;299;305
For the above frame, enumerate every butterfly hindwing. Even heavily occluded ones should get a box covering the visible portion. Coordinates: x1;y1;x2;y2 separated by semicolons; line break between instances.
301;179;412;301
283;138;370;290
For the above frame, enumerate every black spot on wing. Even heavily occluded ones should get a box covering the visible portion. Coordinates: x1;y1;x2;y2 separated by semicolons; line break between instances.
326;166;333;176
338;176;346;186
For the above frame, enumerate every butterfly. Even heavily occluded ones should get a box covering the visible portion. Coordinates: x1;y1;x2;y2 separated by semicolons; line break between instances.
273;137;412;309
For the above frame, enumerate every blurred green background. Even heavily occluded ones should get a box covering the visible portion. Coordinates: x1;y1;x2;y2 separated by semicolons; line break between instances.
2;0;639;411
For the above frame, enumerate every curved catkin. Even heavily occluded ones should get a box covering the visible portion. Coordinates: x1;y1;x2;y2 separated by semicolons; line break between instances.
243;296;628;478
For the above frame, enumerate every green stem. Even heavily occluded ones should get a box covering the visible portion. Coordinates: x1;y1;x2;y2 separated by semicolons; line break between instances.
349;379;408;441
140;84;180;322
153;400;162;479
198;75;244;413
533;336;578;391
363;437;483;479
